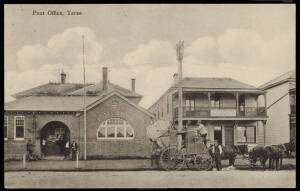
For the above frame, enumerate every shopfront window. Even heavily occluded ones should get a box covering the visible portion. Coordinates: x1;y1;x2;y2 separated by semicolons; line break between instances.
236;126;256;143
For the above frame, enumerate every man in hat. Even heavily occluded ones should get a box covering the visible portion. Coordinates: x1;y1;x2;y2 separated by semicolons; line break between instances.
196;120;208;146
212;140;223;171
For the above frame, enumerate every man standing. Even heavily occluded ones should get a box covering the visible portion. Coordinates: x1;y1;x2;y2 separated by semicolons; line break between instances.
64;140;70;160
196;120;208;145
212;140;223;171
71;141;78;161
41;138;47;157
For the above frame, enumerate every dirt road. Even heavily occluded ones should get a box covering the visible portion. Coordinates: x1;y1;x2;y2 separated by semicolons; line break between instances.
5;170;296;188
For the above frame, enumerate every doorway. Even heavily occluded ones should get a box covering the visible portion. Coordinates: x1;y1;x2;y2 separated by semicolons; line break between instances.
225;126;234;146
40;121;70;156
214;126;222;145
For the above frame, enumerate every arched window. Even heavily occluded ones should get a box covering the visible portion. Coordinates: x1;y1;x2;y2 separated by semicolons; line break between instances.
97;118;134;139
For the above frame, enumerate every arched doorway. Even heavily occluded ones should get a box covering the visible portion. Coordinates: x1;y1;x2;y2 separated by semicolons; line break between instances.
40;121;70;156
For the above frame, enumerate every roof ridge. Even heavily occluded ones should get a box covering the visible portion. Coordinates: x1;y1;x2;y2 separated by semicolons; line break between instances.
259;70;295;89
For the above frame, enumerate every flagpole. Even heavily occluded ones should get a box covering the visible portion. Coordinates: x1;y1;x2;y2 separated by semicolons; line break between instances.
82;35;87;160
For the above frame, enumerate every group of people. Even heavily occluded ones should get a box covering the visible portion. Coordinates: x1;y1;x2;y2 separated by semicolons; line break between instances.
40;137;78;160
64;140;78;160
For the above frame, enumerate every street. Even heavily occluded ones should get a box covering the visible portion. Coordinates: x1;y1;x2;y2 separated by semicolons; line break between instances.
5;170;296;188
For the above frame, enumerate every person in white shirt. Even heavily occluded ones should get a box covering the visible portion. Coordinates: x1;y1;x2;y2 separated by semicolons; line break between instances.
64;140;70;160
212;140;223;171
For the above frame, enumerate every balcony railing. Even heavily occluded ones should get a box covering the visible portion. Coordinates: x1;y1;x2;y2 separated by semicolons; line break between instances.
173;106;267;118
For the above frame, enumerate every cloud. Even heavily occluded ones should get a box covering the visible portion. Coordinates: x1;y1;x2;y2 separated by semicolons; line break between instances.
119;28;294;108
185;36;224;64
123;40;177;67
5;27;294;109
16;27;103;72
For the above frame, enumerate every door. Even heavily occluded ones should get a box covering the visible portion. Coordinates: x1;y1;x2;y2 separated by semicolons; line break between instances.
225;126;234;146
214;126;222;145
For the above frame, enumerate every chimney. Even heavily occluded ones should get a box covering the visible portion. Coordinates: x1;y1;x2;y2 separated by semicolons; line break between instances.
173;73;179;85
102;67;108;90
60;70;66;84
131;78;135;92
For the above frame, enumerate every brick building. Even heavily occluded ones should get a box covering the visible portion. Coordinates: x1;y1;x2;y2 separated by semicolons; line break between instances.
259;70;296;145
148;74;268;147
4;67;154;160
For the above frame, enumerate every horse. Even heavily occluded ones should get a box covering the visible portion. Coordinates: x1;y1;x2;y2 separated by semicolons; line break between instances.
248;146;270;170
283;140;296;157
264;144;287;170
208;145;247;167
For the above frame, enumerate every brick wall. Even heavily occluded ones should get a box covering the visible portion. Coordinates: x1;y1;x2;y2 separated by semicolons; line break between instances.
78;95;152;158
4;112;80;160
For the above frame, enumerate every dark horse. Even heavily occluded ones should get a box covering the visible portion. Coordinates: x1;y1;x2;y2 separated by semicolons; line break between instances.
208;144;249;166
248;146;269;170
283;139;296;157
264;145;286;170
249;144;288;170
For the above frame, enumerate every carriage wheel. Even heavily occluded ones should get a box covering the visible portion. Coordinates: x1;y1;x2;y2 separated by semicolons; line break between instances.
186;157;196;170
159;146;185;171
194;153;213;171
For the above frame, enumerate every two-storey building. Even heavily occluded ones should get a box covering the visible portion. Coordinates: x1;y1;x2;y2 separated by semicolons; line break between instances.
259;70;296;145
148;74;268;147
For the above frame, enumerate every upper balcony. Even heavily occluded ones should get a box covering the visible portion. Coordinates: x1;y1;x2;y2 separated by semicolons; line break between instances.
173;106;267;119
172;91;267;119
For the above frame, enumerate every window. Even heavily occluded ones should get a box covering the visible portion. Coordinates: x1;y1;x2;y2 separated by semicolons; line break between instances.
236;126;256;143
4;116;8;140
185;96;195;111
14;116;25;140
97;118;134;139
211;94;220;108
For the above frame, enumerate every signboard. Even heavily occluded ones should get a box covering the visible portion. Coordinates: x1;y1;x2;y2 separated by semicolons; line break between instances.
211;109;236;117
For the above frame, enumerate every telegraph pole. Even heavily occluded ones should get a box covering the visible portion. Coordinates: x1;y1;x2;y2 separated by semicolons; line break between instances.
82;35;87;160
176;40;184;149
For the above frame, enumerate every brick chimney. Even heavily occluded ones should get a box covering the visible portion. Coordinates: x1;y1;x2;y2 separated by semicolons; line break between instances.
60;70;66;84
131;78;135;92
173;73;179;85
102;67;108;90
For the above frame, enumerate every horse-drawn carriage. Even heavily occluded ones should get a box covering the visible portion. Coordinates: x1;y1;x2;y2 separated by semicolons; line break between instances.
147;120;213;171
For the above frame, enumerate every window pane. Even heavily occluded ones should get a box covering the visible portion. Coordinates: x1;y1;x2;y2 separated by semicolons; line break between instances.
236;126;246;143
116;126;124;138
98;127;105;138
107;127;115;138
16;126;24;138
126;126;134;138
246;127;255;142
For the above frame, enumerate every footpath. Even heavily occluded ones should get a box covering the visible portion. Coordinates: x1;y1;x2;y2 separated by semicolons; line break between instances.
4;159;155;171
4;158;296;172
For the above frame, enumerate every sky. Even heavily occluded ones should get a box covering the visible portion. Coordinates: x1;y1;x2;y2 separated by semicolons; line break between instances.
4;4;295;108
